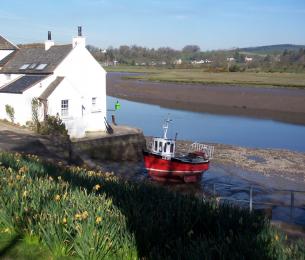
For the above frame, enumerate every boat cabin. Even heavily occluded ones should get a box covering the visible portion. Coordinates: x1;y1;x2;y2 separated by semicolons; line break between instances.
152;137;176;158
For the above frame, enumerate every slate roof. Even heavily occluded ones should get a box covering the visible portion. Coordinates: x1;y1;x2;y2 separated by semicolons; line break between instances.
1;44;72;74
0;75;47;94
0;35;18;50
39;76;64;100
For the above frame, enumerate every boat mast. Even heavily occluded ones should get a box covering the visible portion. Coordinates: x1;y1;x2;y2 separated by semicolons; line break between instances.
163;118;172;139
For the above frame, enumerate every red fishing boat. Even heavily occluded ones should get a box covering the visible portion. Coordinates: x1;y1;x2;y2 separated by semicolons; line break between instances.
143;119;214;183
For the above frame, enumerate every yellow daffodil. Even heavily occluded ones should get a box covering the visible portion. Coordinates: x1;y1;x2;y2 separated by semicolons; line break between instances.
23;191;27;197
81;211;89;220
96;216;102;224
62;217;67;224
93;184;101;191
74;213;82;220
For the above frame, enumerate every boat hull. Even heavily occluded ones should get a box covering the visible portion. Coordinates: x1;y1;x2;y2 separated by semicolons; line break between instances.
143;152;209;183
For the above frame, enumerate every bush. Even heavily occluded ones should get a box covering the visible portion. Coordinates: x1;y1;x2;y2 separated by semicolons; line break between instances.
39;115;68;136
229;64;241;72
5;105;15;123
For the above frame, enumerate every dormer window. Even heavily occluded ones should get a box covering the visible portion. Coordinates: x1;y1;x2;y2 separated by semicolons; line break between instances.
36;64;48;70
19;64;30;70
29;63;37;69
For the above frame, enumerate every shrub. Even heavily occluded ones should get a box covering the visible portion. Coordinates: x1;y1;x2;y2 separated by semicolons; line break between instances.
229;64;240;72
5;105;15;123
39;115;68;136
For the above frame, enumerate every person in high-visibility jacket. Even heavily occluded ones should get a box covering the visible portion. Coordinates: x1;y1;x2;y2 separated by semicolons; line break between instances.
115;100;121;111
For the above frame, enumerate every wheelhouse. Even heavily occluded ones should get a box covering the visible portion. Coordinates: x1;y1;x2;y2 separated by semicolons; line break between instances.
152;137;175;158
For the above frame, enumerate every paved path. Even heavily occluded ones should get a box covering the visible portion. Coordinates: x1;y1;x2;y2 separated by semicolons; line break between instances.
0;121;60;159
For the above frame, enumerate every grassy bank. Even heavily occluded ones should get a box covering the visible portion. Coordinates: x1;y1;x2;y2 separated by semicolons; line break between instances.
0;152;304;259
106;66;305;88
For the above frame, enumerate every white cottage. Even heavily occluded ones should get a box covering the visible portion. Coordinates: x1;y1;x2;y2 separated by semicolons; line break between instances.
0;27;107;138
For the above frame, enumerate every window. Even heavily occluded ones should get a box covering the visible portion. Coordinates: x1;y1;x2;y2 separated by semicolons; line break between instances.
29;63;37;69
19;64;30;70
61;100;69;117
159;142;162;152
92;97;97;108
36;64;48;70
154;141;158;151
170;144;174;153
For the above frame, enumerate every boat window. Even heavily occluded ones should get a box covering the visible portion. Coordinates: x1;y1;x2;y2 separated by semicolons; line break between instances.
154;141;158;151
170;144;174;153
164;143;167;152
159;142;162;152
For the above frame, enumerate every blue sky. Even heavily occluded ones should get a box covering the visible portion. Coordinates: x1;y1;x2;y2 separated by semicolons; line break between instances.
1;0;305;50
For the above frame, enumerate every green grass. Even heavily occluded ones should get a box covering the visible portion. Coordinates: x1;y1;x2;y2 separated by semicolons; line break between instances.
0;152;304;259
0;232;52;259
106;66;305;88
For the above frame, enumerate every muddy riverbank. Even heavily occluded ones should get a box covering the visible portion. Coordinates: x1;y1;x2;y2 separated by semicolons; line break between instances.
149;137;305;184
107;72;305;125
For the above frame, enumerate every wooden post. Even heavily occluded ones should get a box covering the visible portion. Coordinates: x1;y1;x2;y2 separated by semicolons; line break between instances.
111;115;117;125
249;186;253;213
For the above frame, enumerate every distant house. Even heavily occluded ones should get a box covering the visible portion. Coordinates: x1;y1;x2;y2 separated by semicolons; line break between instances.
0;27;107;138
245;56;253;62
227;57;235;62
174;59;182;65
191;59;212;64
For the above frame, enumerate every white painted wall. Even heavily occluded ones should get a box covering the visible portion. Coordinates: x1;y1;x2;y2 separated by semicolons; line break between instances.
46;78;86;138
0;74;22;88
0;50;14;63
54;42;107;134
0;75;55;125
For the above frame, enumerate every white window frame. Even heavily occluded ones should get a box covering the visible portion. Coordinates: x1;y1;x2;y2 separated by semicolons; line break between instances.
91;97;101;113
92;97;97;108
36;64;48;70
29;63;37;69
19;64;30;70
61;100;69;117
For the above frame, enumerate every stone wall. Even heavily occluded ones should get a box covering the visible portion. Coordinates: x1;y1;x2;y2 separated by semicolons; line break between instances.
38;134;72;162
72;133;146;162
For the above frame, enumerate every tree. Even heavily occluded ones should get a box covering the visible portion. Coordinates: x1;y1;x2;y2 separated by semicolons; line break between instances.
182;45;200;53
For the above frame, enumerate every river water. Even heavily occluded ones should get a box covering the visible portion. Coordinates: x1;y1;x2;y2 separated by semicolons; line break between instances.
105;78;305;227
107;96;305;152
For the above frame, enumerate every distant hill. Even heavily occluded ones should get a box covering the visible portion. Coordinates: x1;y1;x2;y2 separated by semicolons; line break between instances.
238;44;305;55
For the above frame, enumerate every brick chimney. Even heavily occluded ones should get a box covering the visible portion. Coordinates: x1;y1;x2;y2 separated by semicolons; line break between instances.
72;26;86;48
45;31;55;51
